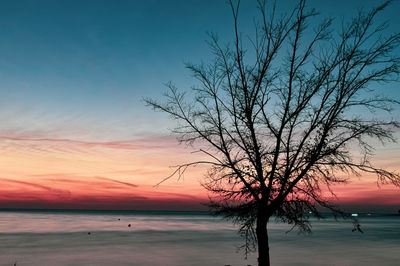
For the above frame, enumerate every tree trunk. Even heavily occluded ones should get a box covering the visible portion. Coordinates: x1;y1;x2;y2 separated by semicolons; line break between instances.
256;210;270;266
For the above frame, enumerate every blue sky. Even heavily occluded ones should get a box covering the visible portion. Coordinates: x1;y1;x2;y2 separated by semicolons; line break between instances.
0;0;399;142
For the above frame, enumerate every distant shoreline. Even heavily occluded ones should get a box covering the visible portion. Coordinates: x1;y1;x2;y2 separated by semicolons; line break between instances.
0;208;398;216
0;208;212;215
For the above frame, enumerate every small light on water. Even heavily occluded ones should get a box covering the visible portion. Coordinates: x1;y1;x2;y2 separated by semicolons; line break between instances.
351;213;358;217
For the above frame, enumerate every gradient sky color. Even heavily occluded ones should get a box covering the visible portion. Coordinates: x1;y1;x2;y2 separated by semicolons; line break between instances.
0;0;399;212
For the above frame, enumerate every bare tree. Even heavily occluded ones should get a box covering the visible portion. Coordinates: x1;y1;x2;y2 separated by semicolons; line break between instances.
146;1;400;265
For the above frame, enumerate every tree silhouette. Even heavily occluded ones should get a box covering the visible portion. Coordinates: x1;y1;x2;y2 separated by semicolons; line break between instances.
146;1;400;265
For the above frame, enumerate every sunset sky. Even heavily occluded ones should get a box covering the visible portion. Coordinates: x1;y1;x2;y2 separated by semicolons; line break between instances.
0;0;399;212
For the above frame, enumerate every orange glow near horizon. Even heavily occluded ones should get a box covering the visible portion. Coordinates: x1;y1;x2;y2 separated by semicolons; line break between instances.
0;134;399;211
0;135;209;210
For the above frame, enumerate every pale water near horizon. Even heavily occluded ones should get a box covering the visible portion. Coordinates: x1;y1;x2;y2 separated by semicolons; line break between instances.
0;210;398;266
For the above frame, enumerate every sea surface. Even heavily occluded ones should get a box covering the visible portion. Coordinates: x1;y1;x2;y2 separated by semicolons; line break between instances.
0;210;398;266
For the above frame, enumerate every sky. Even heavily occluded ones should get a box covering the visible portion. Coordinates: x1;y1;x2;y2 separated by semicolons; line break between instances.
0;0;399;212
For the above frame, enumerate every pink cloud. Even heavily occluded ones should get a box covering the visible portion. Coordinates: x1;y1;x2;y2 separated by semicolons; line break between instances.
0;135;178;151
94;176;138;188
0;178;71;196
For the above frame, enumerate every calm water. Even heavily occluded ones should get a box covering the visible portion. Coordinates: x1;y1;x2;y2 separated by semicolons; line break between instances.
0;210;399;266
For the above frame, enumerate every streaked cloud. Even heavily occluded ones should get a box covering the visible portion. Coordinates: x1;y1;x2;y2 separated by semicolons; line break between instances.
0;178;71;195
0;134;178;152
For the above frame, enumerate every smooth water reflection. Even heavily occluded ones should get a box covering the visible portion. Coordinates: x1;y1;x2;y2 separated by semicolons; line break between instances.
0;211;398;266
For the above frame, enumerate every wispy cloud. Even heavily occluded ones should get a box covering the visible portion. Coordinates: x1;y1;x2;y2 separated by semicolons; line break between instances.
0;135;177;151
35;174;140;191
94;176;138;188
0;178;70;194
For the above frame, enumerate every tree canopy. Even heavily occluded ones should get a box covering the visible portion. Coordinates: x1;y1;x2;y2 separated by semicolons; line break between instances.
146;1;400;265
